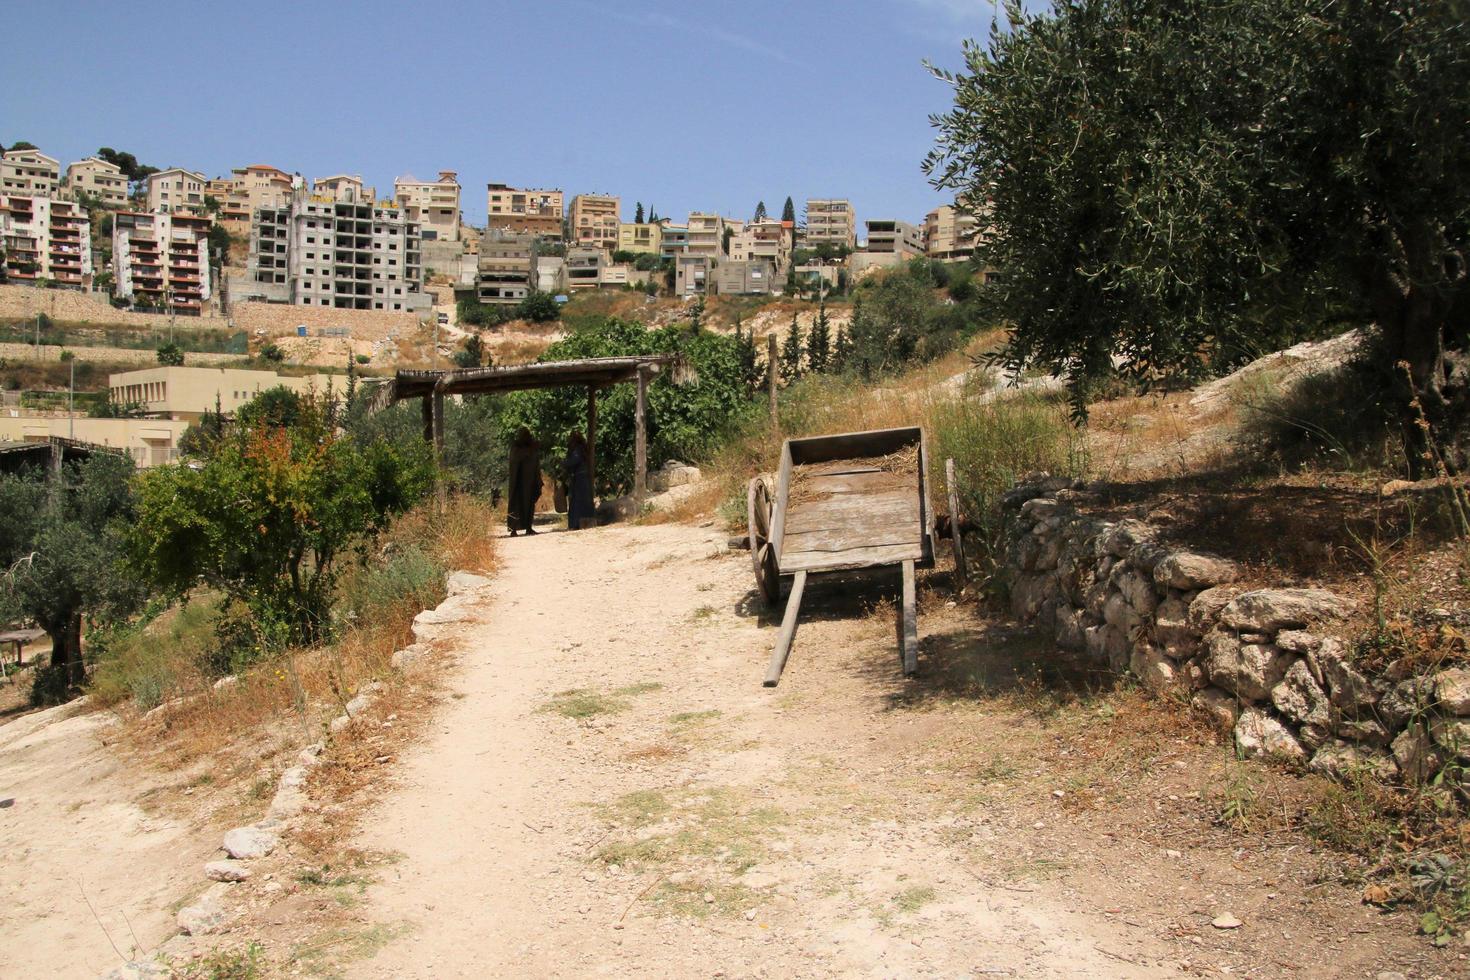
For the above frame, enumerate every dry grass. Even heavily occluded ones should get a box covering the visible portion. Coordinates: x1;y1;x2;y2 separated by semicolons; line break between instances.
110;495;498;772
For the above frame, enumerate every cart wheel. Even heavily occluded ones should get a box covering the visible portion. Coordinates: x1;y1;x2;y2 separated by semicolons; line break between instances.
748;477;780;606
945;458;969;593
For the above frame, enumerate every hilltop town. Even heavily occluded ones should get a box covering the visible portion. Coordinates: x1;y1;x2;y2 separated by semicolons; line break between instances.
0;142;987;460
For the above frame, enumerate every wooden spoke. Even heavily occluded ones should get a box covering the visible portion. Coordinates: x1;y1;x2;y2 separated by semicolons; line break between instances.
748;477;779;605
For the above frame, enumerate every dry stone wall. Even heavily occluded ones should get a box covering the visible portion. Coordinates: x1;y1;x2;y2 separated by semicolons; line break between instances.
1002;478;1469;784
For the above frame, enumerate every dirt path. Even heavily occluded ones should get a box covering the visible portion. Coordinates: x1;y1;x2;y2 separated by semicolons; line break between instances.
321;522;1443;979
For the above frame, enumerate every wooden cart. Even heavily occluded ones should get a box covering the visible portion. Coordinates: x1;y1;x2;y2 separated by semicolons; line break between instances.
747;426;936;686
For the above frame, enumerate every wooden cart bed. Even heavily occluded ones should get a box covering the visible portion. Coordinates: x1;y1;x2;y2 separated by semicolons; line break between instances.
778;463;924;574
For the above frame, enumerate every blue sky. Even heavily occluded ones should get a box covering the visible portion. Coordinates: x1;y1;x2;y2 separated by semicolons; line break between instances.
1;0;1019;227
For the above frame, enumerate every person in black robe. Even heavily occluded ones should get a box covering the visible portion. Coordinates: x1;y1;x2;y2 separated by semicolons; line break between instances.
563;429;595;531
506;427;541;535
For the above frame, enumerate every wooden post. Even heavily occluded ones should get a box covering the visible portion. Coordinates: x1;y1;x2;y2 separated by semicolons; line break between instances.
420;394;433;444
763;570;807;687
900;560;918;677
586;385;597;496
767;333;778;428
432;386;446;511
634;368;648;505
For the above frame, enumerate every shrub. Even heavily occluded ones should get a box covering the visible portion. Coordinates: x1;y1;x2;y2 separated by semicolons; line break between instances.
89;598;227;707
931;390;1087;599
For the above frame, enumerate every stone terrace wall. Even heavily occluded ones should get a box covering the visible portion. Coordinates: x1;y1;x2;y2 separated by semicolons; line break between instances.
0;284;229;330
1002;478;1470;783
230;301;427;343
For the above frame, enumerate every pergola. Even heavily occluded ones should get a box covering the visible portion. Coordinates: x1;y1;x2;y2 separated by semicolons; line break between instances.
372;354;689;503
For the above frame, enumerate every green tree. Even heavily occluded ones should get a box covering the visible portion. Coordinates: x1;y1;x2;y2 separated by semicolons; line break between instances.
781;197;795;223
733;316;762;395
831;326;853;374
517;291;561;323
780;313;805;383
753;201;768;222
156;341;185;366
0;453;143;693
634;202;645;223
807;301;832;373
259;342;285;363
925;0;1470;470
501;318;756;496
178;397;227;457
131;392;432;652
453;333;488;369
689;296;706;333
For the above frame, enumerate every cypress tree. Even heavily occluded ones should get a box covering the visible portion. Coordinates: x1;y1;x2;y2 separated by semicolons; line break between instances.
779;312;804;383
807;300;831;373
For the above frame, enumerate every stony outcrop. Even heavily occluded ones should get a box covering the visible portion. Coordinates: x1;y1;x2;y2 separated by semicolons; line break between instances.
1001;478;1470;786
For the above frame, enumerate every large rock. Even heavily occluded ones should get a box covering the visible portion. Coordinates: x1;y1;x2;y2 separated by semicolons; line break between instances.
1154;552;1240;591
1275;630;1322;654
1205;632;1293;702
1307;638;1380;715
1154;597;1197;658
268;766;309;819
176;896;228;936
1430;717;1470;759
1192;687;1241;733
1234;707;1308;762
1011;572;1058;622
1188;586;1242;631
1219;589;1356;634
1433;667;1470;716
1097;520;1154;559
1054;605;1086;651
1335;718;1391;748
1102;591;1143;637
1271;660;1333;748
1393;726;1444;783
1112;567;1158;616
391;643;430;670
649;460;701;492
222;825;278;860
1378;676;1435;731
1130;642;1179;695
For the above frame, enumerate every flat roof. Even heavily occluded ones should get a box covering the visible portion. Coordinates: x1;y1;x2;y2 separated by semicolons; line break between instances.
379;354;688;405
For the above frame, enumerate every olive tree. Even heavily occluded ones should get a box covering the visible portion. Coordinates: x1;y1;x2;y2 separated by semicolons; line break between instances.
925;0;1470;472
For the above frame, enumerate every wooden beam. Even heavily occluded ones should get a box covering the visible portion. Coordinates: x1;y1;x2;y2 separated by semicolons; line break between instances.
634;368;648;505
586;385;597;495
763;570;807;687
900;560;918;677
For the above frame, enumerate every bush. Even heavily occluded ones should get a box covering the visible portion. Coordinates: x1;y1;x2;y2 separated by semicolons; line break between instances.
355;354;371;365
931;390;1086;600
516;291;561;323
1237;352;1399;473
89;599;227;708
259;342;284;362
338;543;444;632
156;341;184;366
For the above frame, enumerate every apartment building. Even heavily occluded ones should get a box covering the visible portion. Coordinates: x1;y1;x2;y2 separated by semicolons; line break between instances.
617;222;662;255
63;157;128;208
314;174;375;204
805;199;856;250
565;247;606;290
568;194;620;249
659;222;690;258
474;232;536;305
146;168;208;214
0;195;92;288
924;203;981;261
247;192;428;311
394;171;460;242
674;254;710;296
686;212;726;258
728;219;792;276
206;164;294;229
715;259;777;296
112;211;212;314
864;219;925;256
109;366;328;420
486;183;563;240
0;148;60;197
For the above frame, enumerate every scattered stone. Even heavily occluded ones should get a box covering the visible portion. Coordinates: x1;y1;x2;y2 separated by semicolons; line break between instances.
649;460;702;492
1211;914;1243;930
703;892;715;905
176;897;227;936
204;860;252;882
1309;741;1395;780
329;714;353;734
298;742;325;767
1433;666;1470;716
1234;707;1307;762
1430;716;1470;758
222;826;278;860
1378;677;1435;731
745;909;757;921
1154;553;1239;591
1219;588;1356;634
212;675;238;691
1113;568;1158;616
391;643;430;670
1098;520;1154;559
1205;633;1293;702
1054;605;1086;651
1103;592;1143;637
